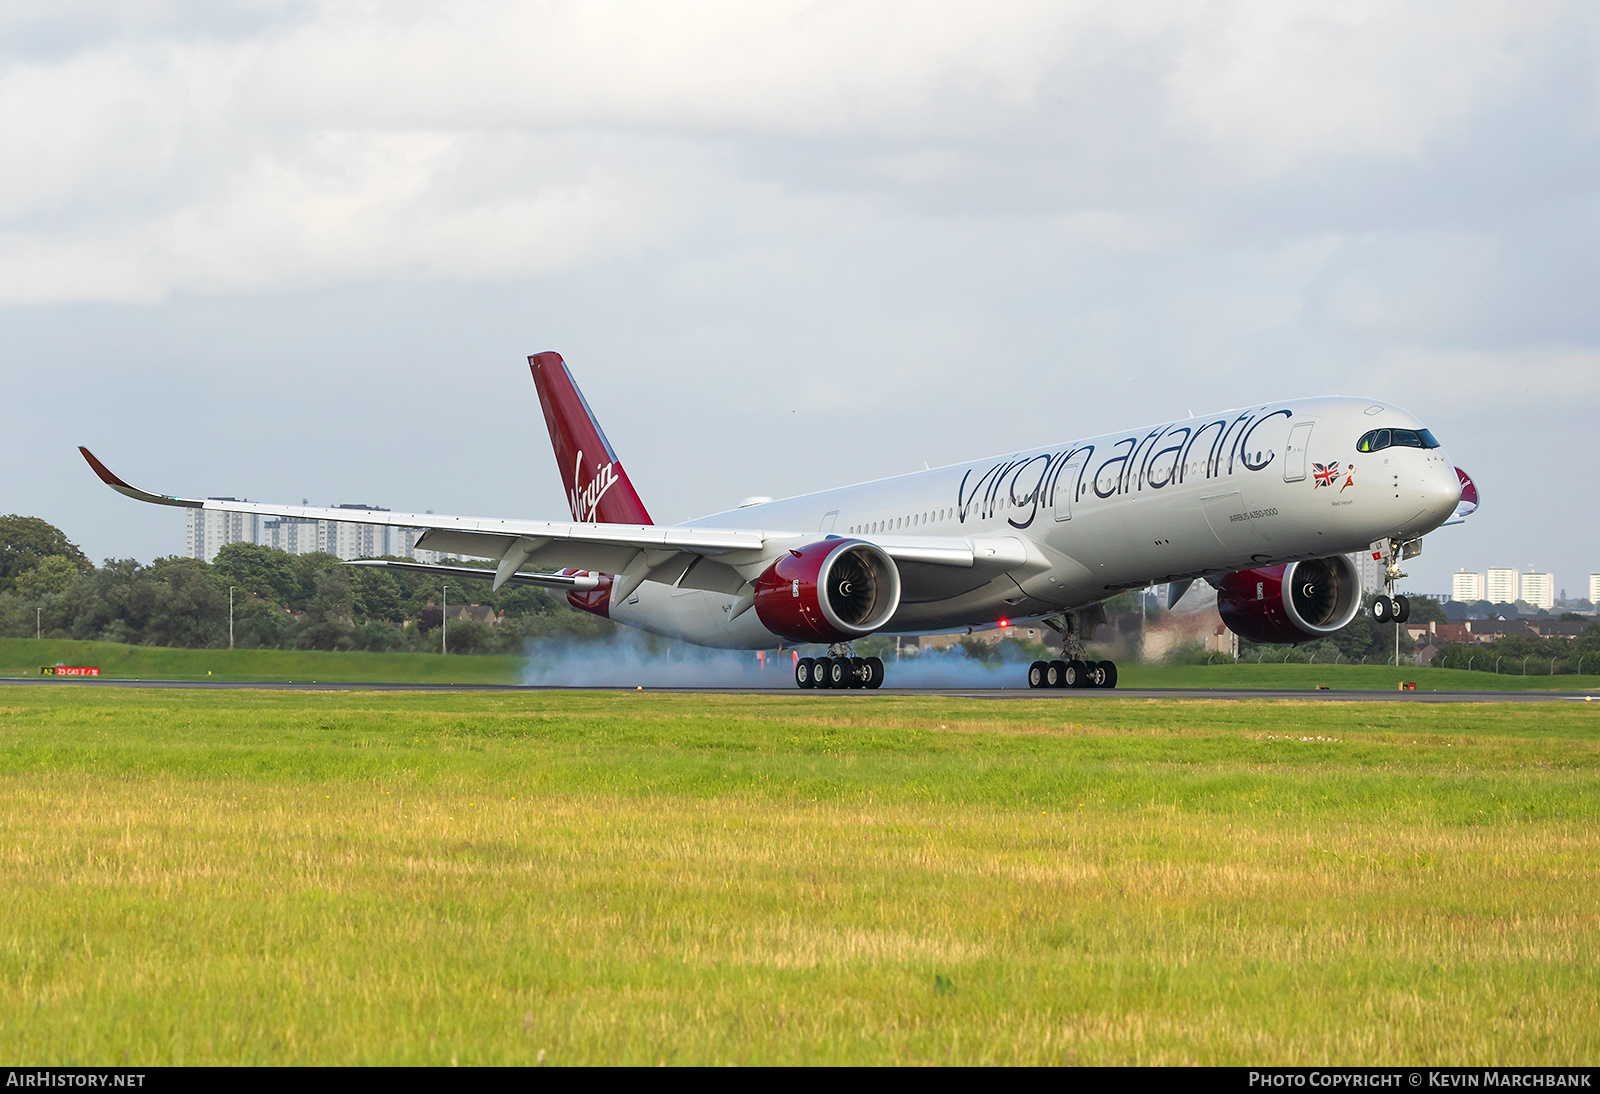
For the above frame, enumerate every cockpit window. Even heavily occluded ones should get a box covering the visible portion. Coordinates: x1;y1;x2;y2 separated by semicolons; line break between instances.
1357;427;1441;453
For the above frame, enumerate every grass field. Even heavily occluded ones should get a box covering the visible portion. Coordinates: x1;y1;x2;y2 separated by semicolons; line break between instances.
0;637;524;685
0;687;1595;1064
3;636;1597;691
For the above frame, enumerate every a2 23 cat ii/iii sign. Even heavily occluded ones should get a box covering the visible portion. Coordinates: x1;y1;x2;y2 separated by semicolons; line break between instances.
40;665;100;676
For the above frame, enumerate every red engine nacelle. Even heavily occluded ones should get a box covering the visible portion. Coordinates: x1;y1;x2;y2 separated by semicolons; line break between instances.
1216;555;1363;646
753;538;901;644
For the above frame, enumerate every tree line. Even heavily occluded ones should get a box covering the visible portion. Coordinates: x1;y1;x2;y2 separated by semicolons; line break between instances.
4;514;1595;668
0;515;613;654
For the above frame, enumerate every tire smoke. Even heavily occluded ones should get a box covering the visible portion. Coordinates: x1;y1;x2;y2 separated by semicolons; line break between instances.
519;633;1037;689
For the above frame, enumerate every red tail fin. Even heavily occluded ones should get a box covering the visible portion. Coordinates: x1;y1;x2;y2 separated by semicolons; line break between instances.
529;352;653;525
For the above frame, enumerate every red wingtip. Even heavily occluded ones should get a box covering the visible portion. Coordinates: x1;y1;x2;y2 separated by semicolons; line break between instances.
78;446;131;489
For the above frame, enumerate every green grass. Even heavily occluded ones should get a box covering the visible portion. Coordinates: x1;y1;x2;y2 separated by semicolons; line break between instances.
0;636;522;684
1114;660;1600;692
3;636;1595;691
0;688;1595;1064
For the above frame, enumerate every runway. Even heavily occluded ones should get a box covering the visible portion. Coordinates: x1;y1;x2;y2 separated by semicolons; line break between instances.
2;677;1593;702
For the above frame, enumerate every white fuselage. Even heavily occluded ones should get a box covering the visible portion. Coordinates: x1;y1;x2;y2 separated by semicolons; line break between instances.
611;397;1463;648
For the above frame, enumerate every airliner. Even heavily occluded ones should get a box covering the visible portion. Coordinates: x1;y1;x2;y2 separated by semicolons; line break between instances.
80;352;1477;689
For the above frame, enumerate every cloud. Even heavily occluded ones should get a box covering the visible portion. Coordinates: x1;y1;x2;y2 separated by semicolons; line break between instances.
1;1;1598;592
3;2;1592;306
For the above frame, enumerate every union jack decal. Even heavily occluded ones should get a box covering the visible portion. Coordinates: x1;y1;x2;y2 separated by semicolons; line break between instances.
1313;461;1340;488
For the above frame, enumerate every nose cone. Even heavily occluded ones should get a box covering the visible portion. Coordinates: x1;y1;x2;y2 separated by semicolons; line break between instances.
1420;457;1463;527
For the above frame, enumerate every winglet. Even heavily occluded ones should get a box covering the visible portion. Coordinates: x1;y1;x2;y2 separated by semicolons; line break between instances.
78;447;199;508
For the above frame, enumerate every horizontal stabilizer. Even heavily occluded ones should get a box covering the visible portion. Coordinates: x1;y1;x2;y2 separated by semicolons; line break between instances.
1442;467;1479;526
343;559;600;591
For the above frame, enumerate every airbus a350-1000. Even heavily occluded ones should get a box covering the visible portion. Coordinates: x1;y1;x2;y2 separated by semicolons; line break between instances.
80;352;1479;689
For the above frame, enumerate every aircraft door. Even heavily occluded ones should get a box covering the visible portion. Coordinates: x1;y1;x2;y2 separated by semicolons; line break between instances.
1283;423;1313;483
1052;459;1086;522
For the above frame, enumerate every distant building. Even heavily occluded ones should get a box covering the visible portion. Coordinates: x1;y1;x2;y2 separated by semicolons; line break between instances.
1451;570;1485;603
1486;568;1520;605
1204;624;1239;658
1413;641;1445;667
919;623;1053;650
185;501;258;564
261;516;321;556
327;505;390;560
1591;574;1600;604
1520;571;1555;612
395;526;453;565
260;505;392;560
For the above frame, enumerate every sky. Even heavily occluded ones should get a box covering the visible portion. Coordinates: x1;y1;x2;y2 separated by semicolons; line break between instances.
2;1;1597;599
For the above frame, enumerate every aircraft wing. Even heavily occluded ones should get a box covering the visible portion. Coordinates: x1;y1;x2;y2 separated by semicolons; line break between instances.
80;448;1018;596
81;446;766;577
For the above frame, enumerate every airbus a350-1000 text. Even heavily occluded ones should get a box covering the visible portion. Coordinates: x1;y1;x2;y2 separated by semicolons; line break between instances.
80;352;1478;689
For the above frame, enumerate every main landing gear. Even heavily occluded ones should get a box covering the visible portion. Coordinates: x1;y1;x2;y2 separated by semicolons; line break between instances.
1028;609;1119;689
795;644;885;690
1028;658;1118;689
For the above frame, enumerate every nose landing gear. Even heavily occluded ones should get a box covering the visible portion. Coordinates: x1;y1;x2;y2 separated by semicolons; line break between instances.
1371;593;1411;623
1369;537;1424;668
1371;537;1419;624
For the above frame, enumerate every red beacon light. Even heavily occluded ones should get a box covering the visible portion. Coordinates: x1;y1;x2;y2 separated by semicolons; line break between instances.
998;618;1009;628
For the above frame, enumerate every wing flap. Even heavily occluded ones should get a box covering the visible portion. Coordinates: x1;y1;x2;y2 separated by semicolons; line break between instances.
343;559;599;590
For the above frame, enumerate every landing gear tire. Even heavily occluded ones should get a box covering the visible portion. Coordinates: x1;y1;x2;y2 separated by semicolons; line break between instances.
864;657;885;689
1089;662;1108;688
1064;659;1089;688
828;657;849;688
812;656;832;689
849;656;868;688
1046;660;1067;688
1098;660;1118;689
1393;594;1411;623
1371;595;1394;623
1028;661;1047;688
796;657;816;689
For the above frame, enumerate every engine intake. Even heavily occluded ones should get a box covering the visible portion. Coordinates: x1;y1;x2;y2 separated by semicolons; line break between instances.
1216;555;1363;646
753;539;901;644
